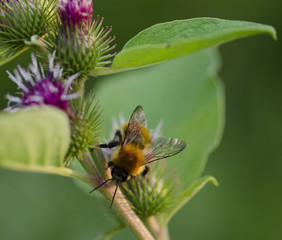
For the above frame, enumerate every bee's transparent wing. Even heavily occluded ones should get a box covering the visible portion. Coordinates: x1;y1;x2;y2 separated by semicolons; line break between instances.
128;105;147;127
123;105;147;146
143;137;186;164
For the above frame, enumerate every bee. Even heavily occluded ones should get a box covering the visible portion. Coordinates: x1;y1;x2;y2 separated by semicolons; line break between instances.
90;105;186;207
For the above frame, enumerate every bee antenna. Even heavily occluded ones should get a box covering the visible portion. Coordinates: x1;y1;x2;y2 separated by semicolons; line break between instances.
89;178;113;193
110;182;120;208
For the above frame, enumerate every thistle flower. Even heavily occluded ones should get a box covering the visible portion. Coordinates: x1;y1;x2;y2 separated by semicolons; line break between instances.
58;0;93;31
0;0;57;65
46;0;116;77
5;52;80;117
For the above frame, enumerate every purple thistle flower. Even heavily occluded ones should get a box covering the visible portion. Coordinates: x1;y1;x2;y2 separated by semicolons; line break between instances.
58;0;93;29
5;52;80;117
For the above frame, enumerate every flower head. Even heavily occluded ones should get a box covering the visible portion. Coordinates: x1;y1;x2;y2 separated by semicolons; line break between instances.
53;15;116;77
5;52;80;116
58;0;93;30
41;1;115;78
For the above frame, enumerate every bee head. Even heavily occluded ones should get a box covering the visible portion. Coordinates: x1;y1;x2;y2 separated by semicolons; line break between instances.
111;166;128;182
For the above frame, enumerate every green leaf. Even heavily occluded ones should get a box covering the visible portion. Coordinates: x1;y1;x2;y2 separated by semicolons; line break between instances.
95;18;275;75
159;175;218;226
0;107;72;177
94;48;224;187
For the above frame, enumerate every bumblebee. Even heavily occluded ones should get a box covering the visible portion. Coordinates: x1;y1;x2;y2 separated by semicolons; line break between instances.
91;106;186;207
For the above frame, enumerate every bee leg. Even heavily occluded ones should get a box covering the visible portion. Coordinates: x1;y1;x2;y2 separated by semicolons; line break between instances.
99;141;120;148
141;166;150;177
106;161;113;170
99;130;122;149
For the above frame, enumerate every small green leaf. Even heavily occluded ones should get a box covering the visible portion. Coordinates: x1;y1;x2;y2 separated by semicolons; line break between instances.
0;107;72;176
97;18;275;74
159;175;218;226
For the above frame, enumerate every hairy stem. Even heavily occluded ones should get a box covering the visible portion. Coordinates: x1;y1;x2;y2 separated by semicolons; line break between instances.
77;151;154;240
99;183;154;240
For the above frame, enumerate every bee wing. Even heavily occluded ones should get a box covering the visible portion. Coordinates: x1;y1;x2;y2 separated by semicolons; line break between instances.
143;136;186;164
128;105;147;127
123;106;147;146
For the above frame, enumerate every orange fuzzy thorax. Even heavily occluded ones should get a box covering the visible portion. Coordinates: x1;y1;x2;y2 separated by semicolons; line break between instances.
112;144;145;176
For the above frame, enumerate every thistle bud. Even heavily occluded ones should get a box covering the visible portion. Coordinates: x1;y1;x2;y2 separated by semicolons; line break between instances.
121;162;176;217
66;93;103;164
58;0;93;32
0;0;57;65
52;0;116;78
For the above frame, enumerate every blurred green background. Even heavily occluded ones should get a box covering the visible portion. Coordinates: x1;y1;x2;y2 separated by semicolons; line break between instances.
0;0;281;239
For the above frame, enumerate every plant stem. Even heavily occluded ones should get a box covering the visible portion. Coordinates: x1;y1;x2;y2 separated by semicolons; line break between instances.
99;185;154;240
77;152;101;178
90;148;109;179
72;75;86;109
77;151;154;240
65;60;152;239
145;216;170;240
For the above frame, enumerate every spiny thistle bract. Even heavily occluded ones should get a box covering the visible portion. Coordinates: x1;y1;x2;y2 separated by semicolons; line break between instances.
46;0;116;78
0;0;57;65
66;92;103;164
5;52;80;117
121;163;176;217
